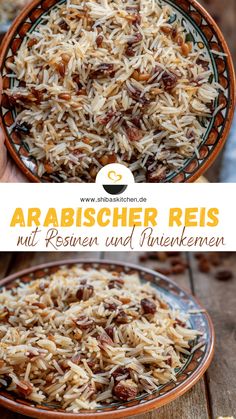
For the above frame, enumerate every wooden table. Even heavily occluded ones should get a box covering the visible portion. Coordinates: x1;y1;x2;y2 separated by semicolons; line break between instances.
0;251;235;419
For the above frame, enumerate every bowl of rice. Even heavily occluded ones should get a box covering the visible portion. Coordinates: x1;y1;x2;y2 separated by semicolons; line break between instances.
0;259;214;418
0;0;235;183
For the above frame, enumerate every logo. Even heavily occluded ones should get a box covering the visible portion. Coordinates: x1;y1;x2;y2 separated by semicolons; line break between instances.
96;163;134;195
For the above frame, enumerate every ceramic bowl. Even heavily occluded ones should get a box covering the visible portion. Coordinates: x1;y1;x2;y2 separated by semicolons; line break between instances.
0;0;235;183
0;1;235;183
0;259;215;418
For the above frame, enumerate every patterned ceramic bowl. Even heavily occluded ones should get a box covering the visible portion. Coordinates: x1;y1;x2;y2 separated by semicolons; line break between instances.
0;259;215;418
0;0;235;183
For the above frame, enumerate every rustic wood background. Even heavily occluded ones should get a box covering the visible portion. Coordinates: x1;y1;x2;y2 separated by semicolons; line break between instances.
0;251;235;419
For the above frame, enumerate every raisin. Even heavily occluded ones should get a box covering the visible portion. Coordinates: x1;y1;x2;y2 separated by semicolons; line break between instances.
71;353;81;364
73;75;83;91
161;71;178;91
0;307;10;322
58;20;69;31
108;279;124;289
97;332;114;347
99;111;116;125
104;301;118;311
104;326;114;340
91;64;115;78
141;298;156;315
126;46;135;57
174;318;186;328
166;357;172;366
215;270;233;281
15;122;32;134
31;87;44;104
127;85;150;105
111;366;130;382
128;32;143;45
113;380;138;401
74;316;95;331
96;35;103;47
132;13;141;25
76;285;94;301
126;126;143;142
130;116;141;129
115;310;129;324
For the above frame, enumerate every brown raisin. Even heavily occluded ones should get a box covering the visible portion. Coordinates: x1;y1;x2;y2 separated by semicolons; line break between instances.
104;302;118;311
115;310;129;324
126;45;135;57
166;357;172;366
104;326;114;340
108;279;124;289
215;270;233;281
128;32;143;45
99;111;116;125
74;316;95;331
112;366;130;382
161;71;178;91
96;35;103;47
141;298;156;315
126;126;143;142
71;353;81;364
91;64;115;78
58;20;69;31
97;332;114;347
76;285;94;301
113;380;138;401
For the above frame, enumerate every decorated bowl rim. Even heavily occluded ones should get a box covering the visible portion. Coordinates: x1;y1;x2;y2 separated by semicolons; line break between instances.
0;0;235;183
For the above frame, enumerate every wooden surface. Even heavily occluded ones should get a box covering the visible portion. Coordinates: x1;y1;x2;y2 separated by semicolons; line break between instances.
0;251;235;419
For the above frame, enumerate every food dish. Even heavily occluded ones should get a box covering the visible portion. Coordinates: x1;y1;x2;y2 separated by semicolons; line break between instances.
0;260;214;418
0;0;235;183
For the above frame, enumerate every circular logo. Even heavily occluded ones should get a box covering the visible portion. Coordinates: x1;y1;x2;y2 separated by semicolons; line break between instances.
96;164;134;195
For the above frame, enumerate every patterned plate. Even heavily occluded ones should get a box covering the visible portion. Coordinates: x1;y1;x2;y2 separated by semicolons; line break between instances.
0;259;215;419
0;0;235;182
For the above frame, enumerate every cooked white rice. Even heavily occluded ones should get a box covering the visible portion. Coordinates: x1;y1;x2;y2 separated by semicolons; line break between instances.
0;0;29;24
4;0;220;182
0;265;201;412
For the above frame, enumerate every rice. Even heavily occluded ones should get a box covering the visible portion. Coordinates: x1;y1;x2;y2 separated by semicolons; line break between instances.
0;0;30;24
0;265;201;412
3;0;220;182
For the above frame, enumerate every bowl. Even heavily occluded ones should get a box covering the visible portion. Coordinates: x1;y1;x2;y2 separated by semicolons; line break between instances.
0;0;235;183
0;259;215;418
